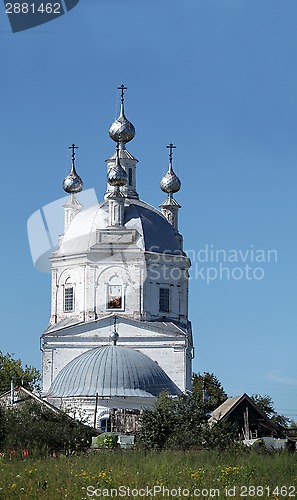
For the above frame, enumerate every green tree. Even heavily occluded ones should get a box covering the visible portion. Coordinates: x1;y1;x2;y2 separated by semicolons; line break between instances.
251;394;290;429
251;394;275;417
139;390;236;451
166;393;206;450
0;352;40;394
287;420;297;438
192;372;227;412
139;392;177;450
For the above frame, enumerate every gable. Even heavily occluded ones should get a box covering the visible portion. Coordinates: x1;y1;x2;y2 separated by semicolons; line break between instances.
42;315;189;343
209;393;280;436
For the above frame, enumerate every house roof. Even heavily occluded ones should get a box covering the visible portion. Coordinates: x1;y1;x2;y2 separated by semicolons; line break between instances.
0;386;61;414
209;393;279;432
0;386;99;432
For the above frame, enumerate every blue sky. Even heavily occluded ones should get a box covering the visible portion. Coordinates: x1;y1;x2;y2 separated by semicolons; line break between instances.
0;0;296;420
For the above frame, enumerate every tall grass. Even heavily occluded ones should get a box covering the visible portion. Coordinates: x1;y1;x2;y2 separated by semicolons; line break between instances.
0;449;296;499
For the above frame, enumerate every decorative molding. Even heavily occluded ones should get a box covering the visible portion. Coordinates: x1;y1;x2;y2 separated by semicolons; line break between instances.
96;229;136;245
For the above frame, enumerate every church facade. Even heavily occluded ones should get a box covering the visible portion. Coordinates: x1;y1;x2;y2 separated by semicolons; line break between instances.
41;86;194;429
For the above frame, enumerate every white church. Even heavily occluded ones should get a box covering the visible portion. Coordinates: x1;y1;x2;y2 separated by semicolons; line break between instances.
41;86;194;430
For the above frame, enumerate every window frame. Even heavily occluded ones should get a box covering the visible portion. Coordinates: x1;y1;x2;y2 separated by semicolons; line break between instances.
64;286;74;312
106;284;124;311
159;287;170;312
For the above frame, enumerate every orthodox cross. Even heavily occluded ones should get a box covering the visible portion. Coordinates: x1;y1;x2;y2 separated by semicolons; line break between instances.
69;143;78;170
118;84;127;104
166;143;176;163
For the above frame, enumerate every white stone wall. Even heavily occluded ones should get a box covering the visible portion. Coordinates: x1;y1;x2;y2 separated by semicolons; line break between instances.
42;318;192;394
51;245;147;324
144;253;190;324
47;395;155;429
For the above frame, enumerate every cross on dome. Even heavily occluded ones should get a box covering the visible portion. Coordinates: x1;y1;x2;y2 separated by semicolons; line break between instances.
160;143;181;194
63;143;83;194
109;84;136;144
166;143;176;165
118;84;127;104
69;143;78;169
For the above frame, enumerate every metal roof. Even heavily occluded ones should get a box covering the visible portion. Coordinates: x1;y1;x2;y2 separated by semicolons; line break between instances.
125;201;181;254
43;315;190;336
106;148;138;162
56;199;183;256
47;345;181;398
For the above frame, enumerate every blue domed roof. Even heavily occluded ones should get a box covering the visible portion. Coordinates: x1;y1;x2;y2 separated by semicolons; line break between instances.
47;345;181;398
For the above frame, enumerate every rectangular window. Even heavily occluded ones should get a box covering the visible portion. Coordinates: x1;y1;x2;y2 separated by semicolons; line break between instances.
128;168;133;186
107;285;123;310
64;287;74;312
159;287;170;312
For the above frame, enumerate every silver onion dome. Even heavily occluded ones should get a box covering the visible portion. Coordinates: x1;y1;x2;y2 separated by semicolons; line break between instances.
109;110;135;144
63;170;83;194
107;147;128;187
63;144;83;194
160;143;181;194
109;85;135;144
160;168;181;194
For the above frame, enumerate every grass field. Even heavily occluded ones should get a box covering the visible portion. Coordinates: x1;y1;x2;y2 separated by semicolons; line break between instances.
0;449;296;499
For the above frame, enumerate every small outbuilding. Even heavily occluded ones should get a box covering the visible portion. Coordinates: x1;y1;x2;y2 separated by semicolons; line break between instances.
209;393;283;439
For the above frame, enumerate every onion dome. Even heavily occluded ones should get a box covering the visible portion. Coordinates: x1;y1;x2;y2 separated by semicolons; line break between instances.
63;144;83;194
47;345;181;398
160;143;181;194
160;168;181;194
109;84;135;144
63;170;83;194
107;146;127;187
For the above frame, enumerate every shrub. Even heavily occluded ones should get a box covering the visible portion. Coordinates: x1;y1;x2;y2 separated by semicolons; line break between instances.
92;433;119;449
0;400;96;455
